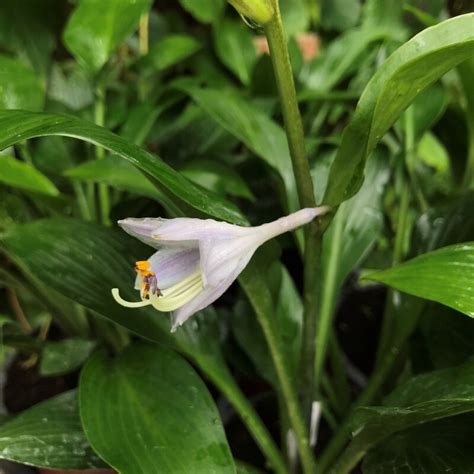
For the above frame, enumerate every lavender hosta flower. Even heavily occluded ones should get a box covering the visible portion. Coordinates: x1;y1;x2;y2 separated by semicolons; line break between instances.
112;207;329;332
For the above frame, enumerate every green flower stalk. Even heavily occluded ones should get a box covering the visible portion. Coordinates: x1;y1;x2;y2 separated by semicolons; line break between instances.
227;0;274;24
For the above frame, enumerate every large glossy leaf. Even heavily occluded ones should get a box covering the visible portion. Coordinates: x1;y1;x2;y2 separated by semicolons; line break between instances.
0;391;105;470
0;155;59;196
324;14;474;206
63;0;153;72
363;414;474;474
0;110;245;223
214;19;256;85
182;86;298;212
0;54;44;110
80;343;235;474
367;242;474;318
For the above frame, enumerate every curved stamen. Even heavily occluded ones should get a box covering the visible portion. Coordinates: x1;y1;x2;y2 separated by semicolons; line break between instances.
111;288;153;308
150;271;203;312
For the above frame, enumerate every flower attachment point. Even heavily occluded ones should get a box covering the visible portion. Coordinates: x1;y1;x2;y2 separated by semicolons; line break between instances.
112;207;330;331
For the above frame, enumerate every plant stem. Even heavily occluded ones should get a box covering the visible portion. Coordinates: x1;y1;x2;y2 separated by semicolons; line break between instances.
73;182;93;221
264;8;315;210
94;83;110;225
314;208;344;390
6;288;32;333
264;0;321;423
139;13;149;56
329;438;368;474
241;269;317;474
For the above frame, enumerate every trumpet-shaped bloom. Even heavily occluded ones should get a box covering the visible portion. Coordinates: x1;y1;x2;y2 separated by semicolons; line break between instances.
112;207;328;331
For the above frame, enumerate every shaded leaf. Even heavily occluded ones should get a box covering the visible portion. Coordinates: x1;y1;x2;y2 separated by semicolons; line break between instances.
0;155;59;196
0;391;105;470
280;0;310;37
40;339;96;376
0;54;44;110
65;155;162;200
80;343;235;474
178;0;225;23
64;0;153;72
214;19;256;85
182;86;298;212
340;359;474;471
0;110;245;223
363;414;474;474
320;0;361;31
181;159;255;201
324;14;474;205
142;34;201;73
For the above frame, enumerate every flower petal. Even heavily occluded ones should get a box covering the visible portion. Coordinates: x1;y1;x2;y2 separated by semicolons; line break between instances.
119;217;250;246
147;247;200;290
199;234;258;288
171;247;255;331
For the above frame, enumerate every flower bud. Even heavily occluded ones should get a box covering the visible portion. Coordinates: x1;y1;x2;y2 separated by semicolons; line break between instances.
227;0;274;25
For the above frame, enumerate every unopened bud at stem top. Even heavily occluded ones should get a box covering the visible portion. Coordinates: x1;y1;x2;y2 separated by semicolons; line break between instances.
227;0;275;25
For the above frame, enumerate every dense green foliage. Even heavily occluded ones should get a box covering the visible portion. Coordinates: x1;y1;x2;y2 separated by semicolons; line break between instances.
0;0;473;473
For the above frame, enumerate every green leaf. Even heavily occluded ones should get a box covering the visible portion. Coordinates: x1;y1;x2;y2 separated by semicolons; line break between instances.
0;54;44;110
367;242;474;318
181;159;255;201
0;110;245;224
279;0;309;37
236;461;265;474
48;63;94;111
417;131;450;174
411;83;447;139
0;155;59;196
40;339;96;376
363;414;474;473
0;391;105;470
178;0;225;23
421;305;474;370
344;360;474;469
65;155;162;200
141;34;201;73
0;0;57;77
80;343;236;474
214;19;256;85
64;0;153;72
181;86;298;212
320;0;361;31
324;14;474;206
